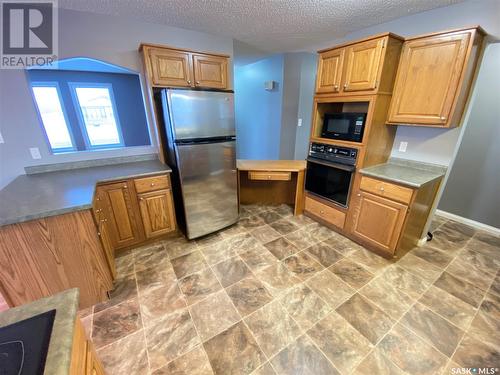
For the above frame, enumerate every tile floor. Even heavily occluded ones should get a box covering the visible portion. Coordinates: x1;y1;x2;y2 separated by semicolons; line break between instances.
79;204;500;375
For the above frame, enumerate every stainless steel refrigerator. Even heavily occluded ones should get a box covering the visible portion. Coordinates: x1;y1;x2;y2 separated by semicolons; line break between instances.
157;89;239;239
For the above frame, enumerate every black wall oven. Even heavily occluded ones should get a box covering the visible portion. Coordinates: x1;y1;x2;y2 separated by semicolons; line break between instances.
305;142;357;208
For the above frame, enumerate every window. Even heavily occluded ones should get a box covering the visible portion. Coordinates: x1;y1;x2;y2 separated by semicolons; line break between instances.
28;58;152;154
71;84;123;149
31;84;75;152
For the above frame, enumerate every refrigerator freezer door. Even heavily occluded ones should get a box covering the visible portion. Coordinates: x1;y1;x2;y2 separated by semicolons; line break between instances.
167;90;235;140
175;140;239;239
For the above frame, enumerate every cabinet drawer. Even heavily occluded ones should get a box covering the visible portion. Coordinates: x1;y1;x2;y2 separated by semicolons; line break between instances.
248;171;291;181
134;174;170;193
360;176;413;204
305;196;346;229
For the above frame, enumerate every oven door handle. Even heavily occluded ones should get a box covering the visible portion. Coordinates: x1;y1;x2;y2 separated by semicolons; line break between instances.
307;157;356;172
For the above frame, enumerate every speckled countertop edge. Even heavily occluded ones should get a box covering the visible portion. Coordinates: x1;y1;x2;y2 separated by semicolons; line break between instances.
359;158;447;188
0;161;172;226
0;289;79;375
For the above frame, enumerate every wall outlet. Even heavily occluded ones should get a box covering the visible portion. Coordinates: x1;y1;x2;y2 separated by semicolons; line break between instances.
297;118;303;127
398;141;408;152
0;131;4;144
30;147;42;159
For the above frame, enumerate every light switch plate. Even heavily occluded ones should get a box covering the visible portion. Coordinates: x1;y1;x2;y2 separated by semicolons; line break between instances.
30;147;42;159
297;118;303;127
398;141;408;152
0;131;4;144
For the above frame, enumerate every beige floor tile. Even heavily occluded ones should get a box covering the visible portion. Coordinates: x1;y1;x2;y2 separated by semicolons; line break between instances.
152;345;213;375
264;237;299;260
204;321;265;375
378;323;448;375
212;256;251;287
178;267;222;306
245;300;301;357
396;253;443;283
279;284;331;331
270;335;340;375
171;251;209;279
254;262;301;296
305;242;343;267
352;348;404;375
226;276;273;317
145;308;200;371
400;302;465;357
189;290;240;341
306;269;355;308
283;251;323;281
307;312;372;373
139;282;186;324
329;258;374;289
337;293;394;344
97;330;149;375
434;272;486;308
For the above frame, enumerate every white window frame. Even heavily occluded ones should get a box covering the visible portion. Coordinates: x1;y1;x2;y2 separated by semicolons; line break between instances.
69;82;125;150
30;82;77;153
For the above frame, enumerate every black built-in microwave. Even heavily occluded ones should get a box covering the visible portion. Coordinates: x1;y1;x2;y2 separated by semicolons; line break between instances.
321;112;367;142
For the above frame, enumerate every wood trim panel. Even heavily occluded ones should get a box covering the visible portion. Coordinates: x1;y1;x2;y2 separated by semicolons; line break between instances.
70;319;88;375
0;211;113;309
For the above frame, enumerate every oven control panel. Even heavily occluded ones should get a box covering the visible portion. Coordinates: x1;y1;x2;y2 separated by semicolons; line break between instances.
309;142;357;165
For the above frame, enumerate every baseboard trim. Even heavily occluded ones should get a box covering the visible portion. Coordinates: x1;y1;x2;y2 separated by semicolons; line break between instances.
435;209;500;236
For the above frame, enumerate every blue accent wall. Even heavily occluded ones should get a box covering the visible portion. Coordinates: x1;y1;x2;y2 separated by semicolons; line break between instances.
234;54;284;159
27;70;151;149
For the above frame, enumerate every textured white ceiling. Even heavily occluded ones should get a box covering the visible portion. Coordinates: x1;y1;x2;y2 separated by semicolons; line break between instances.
58;0;466;52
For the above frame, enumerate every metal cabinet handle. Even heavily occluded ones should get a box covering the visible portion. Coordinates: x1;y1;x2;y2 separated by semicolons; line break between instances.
100;218;107;222
343;83;348;89
320;210;325;214
150;183;155;186
140;197;144;201
380;187;385;191
334;84;339;91
357;193;361;197
187;80;191;84
196;81;200;84
123;185;128;189
440;116;446;121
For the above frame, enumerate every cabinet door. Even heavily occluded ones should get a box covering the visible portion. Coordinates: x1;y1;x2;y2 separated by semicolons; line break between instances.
387;32;470;126
138;189;176;238
352;191;408;255
98;219;116;279
192;54;228;89
343;38;384;92
316;48;344;93
98;182;142;249
148;47;193;87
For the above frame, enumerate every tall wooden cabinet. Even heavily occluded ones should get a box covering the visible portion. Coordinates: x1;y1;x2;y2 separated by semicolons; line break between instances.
141;44;230;90
387;27;484;128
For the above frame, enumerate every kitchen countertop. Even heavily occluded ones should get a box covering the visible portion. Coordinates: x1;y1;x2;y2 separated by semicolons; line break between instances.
0;159;171;226
237;159;306;172
0;289;80;375
359;158;447;188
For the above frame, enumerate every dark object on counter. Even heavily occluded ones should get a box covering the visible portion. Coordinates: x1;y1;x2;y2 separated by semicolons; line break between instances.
0;309;56;375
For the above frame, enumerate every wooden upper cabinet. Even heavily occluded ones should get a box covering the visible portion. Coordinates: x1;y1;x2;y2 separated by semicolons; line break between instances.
138;189;176;238
192;54;228;89
141;44;230;90
343;38;385;92
352;191;408;256
97;182;143;249
316;48;344;93
147;47;193;87
387;27;484;127
315;34;403;95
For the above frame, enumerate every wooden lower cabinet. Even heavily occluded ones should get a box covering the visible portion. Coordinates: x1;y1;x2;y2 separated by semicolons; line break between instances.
71;319;105;375
304;195;346;229
96;182;143;250
93;172;176;253
138;189;176;238
351;191;408;256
